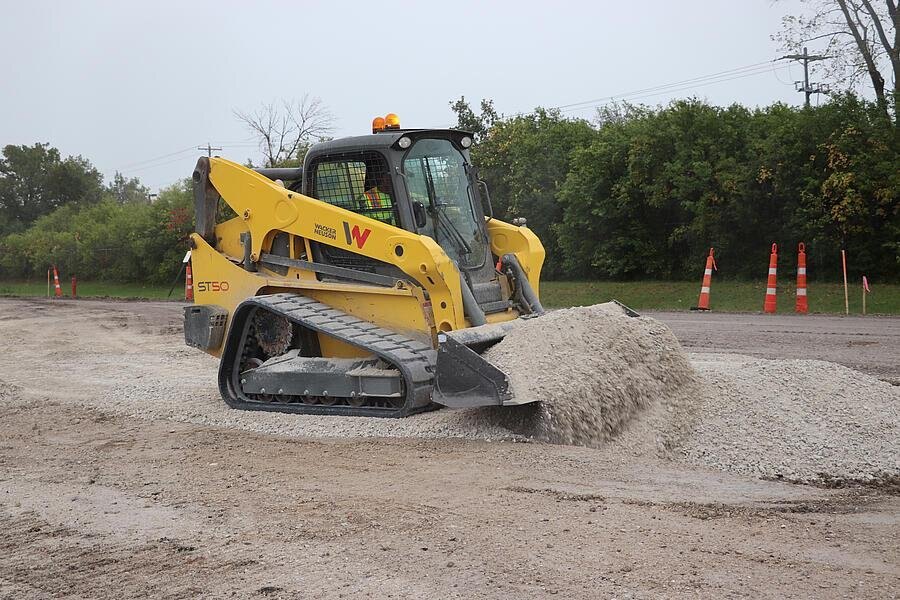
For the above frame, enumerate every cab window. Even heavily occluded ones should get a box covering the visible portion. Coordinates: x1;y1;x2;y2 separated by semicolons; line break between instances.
309;152;397;225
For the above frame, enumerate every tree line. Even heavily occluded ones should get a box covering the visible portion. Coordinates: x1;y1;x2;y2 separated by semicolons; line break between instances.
1;0;896;285
0;92;897;285
0;143;192;284
454;93;898;282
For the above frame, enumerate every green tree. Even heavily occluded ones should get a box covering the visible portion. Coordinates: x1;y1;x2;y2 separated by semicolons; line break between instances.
107;171;151;204
556;96;899;281
793;93;900;276
472;108;596;277
0;179;194;284
449;96;499;142
0;143;103;233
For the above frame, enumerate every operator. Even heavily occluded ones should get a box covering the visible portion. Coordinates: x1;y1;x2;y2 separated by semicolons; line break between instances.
358;171;396;225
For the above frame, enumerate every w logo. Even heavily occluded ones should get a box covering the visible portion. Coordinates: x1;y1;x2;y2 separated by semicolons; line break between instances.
342;221;371;249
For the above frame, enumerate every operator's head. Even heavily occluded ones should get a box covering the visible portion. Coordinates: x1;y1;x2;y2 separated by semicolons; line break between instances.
378;172;393;194
365;163;393;194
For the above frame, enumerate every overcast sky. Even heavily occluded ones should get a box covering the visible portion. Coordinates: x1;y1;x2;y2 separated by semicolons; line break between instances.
2;0;817;191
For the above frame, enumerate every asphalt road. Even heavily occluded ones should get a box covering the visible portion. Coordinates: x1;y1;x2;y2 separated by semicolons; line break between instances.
649;311;900;383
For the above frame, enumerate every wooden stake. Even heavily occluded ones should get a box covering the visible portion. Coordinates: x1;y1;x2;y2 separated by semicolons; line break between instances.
47;268;50;298
841;250;849;315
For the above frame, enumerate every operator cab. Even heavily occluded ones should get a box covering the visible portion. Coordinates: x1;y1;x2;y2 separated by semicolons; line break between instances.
256;115;509;318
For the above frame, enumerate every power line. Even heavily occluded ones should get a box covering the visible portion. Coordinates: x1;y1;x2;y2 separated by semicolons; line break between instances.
553;60;778;112
778;47;831;108
442;58;794;128
124;154;197;173
198;142;223;157
771;59;795;86
114;133;257;173
125;59;800;178
558;64;786;112
115;141;254;176
113;145;198;171
212;142;258;148
558;63;791;114
208;135;258;145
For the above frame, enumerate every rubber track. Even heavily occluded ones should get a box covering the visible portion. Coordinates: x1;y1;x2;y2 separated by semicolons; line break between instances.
220;293;437;418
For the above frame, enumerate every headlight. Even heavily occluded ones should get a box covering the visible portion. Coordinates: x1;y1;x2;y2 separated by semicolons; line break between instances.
460;136;472;148
398;136;412;149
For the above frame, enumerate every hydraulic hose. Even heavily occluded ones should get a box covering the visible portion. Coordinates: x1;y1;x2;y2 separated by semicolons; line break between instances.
502;254;544;315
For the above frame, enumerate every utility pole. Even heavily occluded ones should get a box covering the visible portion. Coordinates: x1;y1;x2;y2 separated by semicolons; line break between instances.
779;47;831;108
198;143;222;157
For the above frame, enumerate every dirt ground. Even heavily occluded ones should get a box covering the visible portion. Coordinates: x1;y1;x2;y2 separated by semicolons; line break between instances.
0;298;898;599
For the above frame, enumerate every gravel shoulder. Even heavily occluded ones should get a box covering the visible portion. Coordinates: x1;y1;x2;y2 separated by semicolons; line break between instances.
1;298;899;598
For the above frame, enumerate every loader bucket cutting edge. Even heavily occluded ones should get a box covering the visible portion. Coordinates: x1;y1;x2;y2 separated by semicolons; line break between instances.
433;318;532;408
432;334;517;408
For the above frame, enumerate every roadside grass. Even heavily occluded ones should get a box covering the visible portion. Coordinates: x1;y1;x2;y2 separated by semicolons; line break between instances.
0;280;174;300
540;280;900;315
1;278;897;314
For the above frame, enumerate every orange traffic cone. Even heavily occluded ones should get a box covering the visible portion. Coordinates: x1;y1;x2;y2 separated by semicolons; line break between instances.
764;243;777;314
52;265;63;298
694;248;716;310
795;242;808;314
185;261;194;301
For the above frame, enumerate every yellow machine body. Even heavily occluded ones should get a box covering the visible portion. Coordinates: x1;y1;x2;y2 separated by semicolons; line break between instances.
185;127;545;417
190;157;544;357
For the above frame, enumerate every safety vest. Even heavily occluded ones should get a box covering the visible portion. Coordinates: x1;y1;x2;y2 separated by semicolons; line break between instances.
359;188;395;225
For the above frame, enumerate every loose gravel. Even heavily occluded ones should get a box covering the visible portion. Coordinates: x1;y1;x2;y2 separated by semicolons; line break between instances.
1;299;898;486
678;353;900;483
477;303;700;450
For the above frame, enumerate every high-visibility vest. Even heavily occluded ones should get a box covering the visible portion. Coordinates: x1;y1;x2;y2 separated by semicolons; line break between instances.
359;188;395;224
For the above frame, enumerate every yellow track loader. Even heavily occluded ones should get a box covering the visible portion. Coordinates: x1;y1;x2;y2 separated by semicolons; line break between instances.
184;115;548;417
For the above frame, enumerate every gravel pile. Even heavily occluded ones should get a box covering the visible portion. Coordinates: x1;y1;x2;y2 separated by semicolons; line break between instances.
677;353;900;483
476;303;699;450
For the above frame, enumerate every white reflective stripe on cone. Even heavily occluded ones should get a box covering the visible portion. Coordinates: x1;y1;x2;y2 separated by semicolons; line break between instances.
766;288;777;295
797;267;806;275
768;268;777;275
704;269;712;275
796;288;807;296
700;287;710;294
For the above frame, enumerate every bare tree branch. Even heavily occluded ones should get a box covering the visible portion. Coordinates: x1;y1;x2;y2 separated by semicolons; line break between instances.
774;0;896;123
861;0;899;74
234;96;334;167
837;0;888;104
803;30;855;40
